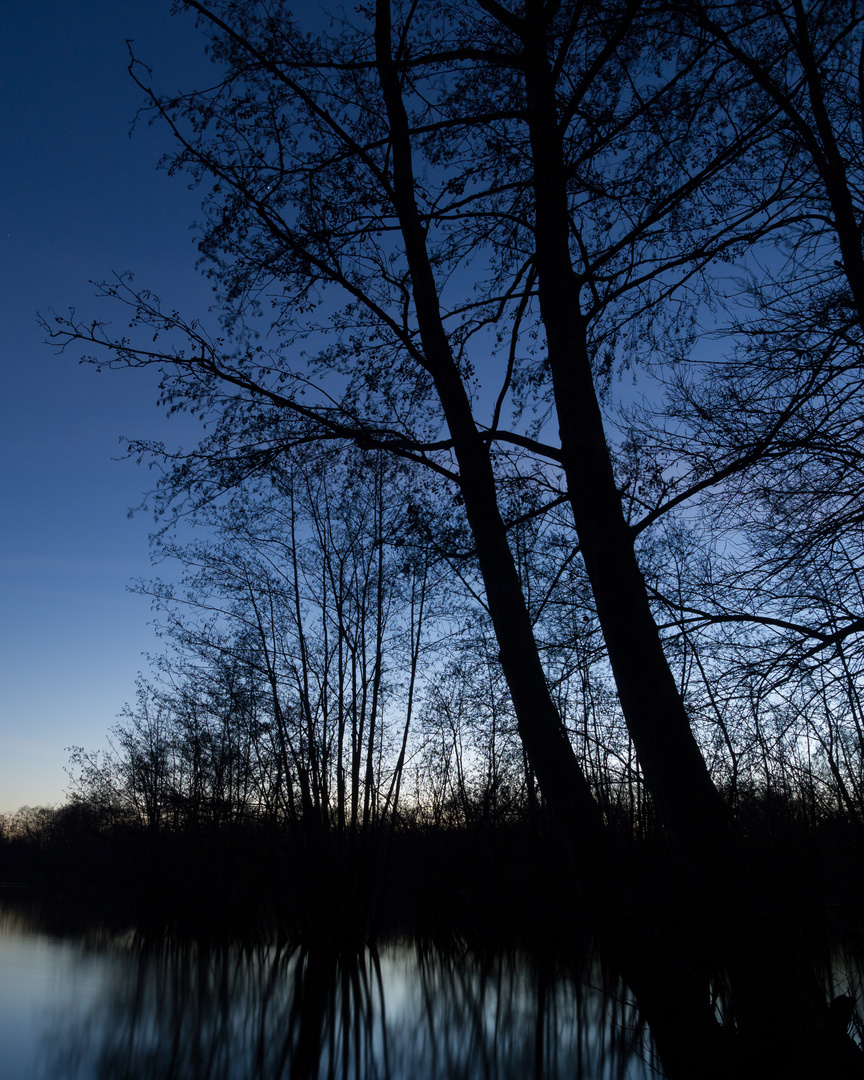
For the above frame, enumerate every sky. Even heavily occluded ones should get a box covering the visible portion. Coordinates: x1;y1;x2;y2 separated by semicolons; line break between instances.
0;1;682;818
0;2;226;814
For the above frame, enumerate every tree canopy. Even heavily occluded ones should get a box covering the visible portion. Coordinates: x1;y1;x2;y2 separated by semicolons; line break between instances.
46;1;864;1075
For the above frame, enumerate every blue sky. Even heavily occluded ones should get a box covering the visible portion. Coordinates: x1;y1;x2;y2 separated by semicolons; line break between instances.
0;2;220;813
0;0;665;816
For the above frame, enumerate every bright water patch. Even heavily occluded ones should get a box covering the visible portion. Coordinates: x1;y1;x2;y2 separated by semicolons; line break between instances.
0;895;662;1079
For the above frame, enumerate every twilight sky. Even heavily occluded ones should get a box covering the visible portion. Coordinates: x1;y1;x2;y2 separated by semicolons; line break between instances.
0;2;229;813
1;0;657;816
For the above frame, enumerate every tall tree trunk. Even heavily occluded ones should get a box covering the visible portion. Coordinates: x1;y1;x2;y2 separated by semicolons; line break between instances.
518;6;862;1075
373;3;736;1074
522;0;729;864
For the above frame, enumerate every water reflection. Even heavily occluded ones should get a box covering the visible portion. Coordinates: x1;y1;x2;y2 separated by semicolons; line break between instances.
2;897;662;1079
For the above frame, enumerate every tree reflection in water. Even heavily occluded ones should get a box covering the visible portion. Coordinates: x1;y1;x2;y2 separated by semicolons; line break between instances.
38;932;662;1079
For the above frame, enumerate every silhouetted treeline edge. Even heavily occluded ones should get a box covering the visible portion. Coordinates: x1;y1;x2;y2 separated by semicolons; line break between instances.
0;801;579;945
3;788;863;955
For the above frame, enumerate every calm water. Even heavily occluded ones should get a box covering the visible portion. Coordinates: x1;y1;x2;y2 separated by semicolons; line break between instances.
0;893;663;1080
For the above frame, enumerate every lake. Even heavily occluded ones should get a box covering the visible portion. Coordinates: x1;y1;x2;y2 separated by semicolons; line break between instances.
0;890;663;1080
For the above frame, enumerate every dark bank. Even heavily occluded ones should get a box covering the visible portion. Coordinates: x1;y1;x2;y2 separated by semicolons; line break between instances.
3;781;864;1078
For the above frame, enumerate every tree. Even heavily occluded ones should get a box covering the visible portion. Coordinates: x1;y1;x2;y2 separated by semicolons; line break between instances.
616;0;864;830
45;0;864;1073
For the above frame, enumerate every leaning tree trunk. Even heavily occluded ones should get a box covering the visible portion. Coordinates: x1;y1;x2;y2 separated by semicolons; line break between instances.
373;3;751;1075
520;7;862;1076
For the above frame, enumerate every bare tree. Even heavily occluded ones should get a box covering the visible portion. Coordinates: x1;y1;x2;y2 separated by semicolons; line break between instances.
45;1;864;1073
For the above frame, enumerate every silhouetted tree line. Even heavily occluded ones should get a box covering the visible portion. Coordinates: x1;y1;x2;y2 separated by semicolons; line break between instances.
5;444;864;949
31;0;864;1073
